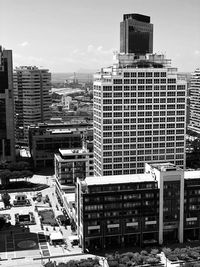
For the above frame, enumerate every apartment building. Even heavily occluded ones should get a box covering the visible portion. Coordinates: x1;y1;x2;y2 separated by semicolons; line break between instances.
13;66;51;144
188;69;200;134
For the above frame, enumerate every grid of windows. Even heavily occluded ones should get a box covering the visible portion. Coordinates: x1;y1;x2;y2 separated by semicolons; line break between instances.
93;63;186;176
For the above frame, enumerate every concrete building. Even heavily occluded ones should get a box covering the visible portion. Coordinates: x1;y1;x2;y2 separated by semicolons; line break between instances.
120;13;153;54
76;163;200;252
0;46;15;162
13;66;52;145
93;53;186;176
62;95;72;110
55;147;93;191
188;69;200;134
28;122;93;169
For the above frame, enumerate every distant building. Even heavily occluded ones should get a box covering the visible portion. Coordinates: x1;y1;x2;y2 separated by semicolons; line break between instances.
13;66;52;145
93;53;186;176
0;46;15;162
76;162;200;252
120;13;153;54
188;69;200;134
28;122;93;168
62;95;72;110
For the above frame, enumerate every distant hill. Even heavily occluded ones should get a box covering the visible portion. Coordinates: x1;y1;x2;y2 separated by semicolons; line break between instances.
52;72;94;83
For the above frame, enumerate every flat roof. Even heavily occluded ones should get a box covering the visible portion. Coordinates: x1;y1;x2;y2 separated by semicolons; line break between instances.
59;148;88;156
184;170;200;180
149;162;182;172
84;173;154;186
51;129;72;134
63;193;75;202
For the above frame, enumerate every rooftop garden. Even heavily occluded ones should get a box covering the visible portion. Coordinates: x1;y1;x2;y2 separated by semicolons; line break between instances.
106;249;161;267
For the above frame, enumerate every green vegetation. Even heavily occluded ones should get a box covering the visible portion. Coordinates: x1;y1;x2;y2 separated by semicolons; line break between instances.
38;209;58;226
163;246;200;262
0;161;33;186
0;181;48;191
106;250;160;267
1;192;11;208
45;257;101;267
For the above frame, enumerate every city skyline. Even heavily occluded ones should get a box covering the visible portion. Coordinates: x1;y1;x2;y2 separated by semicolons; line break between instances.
1;0;200;73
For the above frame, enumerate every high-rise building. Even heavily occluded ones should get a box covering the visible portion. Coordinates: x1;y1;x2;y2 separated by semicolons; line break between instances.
0;47;15;162
13;66;52;144
93;53;186;176
120;13;153;54
188;69;200;134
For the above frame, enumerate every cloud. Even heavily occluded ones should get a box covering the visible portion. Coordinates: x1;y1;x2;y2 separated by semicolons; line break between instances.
87;44;94;53
194;50;200;55
20;41;29;47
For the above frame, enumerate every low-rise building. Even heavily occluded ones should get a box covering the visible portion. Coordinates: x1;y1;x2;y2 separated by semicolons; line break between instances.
76;162;200;252
28;122;92;168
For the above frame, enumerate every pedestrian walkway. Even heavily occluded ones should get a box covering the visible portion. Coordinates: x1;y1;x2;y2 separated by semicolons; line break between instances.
37;231;50;257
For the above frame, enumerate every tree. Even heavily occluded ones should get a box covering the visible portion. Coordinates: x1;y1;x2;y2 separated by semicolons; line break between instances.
0;217;6;230
2;192;11;208
0;170;12;186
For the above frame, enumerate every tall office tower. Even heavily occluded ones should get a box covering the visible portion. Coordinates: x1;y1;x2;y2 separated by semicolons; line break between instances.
93;53;186;176
188;69;200;134
120;13;153;54
13;66;52;144
0;47;15;162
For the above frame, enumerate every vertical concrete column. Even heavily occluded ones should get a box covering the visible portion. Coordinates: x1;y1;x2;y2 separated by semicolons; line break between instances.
179;172;184;243
159;176;163;244
2;139;5;161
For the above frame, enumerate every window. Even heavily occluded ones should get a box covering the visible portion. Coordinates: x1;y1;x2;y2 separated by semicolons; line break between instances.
168;78;176;83
103;86;112;91
146;72;152;77
124;72;130;77
113;79;122;84
124;79;130;84
131;72;136;77
146;79;153;84
113;86;122;91
114;92;122;98
154;79;160;84
138;72;145;77
103;99;112;104
138;79;145;84
154;72;160;77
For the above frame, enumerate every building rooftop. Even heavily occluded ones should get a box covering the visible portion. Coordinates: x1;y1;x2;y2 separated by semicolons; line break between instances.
184;170;200;180
84;173;155;186
50;129;73;134
59;148;89;157
149;162;183;172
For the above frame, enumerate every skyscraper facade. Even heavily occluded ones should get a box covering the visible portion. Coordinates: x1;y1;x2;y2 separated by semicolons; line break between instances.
93;53;186;176
120;13;153;54
0;47;15;162
13;66;52;144
188;69;200;134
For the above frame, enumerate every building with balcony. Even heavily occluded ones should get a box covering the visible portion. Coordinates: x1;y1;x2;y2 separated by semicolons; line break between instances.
188;69;200;134
13;66;52;145
76;163;200;252
93;53;186;176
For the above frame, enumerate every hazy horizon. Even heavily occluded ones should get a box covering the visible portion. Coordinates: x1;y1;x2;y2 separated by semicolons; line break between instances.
2;0;200;73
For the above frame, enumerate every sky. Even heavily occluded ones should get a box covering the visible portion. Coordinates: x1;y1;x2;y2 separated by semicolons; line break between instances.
1;0;200;73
